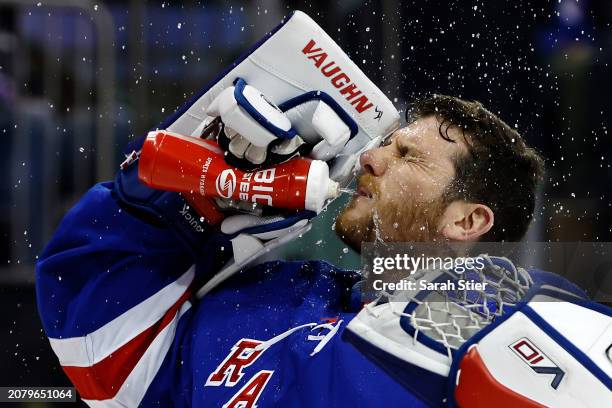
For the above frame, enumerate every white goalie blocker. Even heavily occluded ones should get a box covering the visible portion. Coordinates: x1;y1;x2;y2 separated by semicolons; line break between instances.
346;256;612;407
161;10;400;185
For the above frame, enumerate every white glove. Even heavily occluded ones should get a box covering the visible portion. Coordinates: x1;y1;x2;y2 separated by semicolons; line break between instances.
452;291;612;408
206;78;354;171
345;256;612;407
195;207;313;299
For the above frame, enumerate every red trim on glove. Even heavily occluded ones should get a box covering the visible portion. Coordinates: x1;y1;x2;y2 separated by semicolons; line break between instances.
455;346;546;408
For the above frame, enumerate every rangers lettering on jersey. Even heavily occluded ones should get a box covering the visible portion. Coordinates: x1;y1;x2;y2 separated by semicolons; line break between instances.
223;371;274;408
206;339;265;387
206;339;272;408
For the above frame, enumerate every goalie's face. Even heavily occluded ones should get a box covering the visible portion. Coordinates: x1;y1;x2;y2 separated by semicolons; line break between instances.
336;116;472;251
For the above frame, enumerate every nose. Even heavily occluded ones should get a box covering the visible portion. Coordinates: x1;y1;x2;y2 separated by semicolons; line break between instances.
359;147;388;176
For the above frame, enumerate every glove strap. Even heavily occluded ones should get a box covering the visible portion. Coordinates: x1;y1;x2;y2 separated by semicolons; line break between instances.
233;78;298;139
279;90;359;138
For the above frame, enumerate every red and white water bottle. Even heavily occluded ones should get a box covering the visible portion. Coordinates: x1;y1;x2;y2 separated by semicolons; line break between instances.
138;130;339;213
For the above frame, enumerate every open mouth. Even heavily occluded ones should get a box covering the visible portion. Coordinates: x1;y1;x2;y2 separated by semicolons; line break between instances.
356;186;373;198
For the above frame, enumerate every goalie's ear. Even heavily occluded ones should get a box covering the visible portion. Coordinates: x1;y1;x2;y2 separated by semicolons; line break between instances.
438;201;494;241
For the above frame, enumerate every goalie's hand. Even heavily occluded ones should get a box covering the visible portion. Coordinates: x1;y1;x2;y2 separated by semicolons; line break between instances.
205;78;357;171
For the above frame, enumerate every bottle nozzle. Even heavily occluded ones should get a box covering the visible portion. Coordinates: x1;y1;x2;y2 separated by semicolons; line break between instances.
327;180;340;200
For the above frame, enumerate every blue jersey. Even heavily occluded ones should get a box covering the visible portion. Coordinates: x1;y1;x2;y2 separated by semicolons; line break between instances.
36;182;429;407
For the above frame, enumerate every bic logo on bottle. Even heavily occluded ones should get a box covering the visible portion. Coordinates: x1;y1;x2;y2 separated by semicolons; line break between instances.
216;169;237;199
215;167;276;205
239;168;276;206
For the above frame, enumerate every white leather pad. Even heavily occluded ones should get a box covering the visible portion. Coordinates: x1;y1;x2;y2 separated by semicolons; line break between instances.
166;10;400;184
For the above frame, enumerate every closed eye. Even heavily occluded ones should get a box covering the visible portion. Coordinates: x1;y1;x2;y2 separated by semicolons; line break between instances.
380;134;394;147
398;144;424;161
381;134;426;163
404;154;425;164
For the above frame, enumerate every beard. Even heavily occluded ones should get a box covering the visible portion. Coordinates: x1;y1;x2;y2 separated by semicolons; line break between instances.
335;174;447;252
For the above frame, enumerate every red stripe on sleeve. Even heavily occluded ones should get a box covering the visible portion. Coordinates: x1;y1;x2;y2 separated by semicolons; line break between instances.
62;287;192;400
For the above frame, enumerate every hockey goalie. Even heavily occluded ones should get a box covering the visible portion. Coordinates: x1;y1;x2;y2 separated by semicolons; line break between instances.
35;11;611;408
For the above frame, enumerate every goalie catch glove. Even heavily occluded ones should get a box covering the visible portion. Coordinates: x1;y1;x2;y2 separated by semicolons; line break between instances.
345;256;612;407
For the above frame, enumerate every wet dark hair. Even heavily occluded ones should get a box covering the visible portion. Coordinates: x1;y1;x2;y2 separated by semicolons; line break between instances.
408;94;544;241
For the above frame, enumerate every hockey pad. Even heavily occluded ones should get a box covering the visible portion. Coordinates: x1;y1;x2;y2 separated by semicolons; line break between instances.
156;10;400;185
344;256;601;407
450;287;612;408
